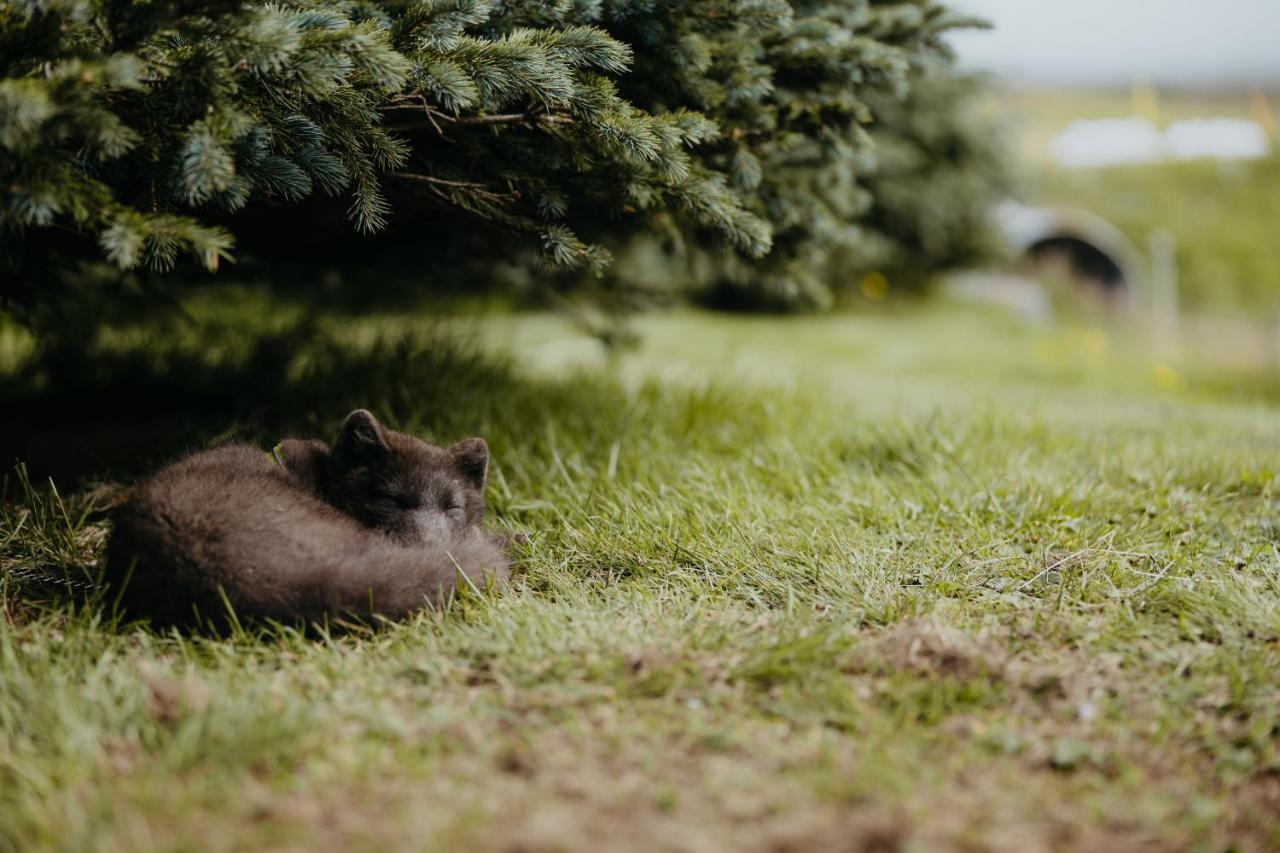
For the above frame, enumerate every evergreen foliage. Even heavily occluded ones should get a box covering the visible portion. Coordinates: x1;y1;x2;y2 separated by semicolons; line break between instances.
2;0;1004;323
2;0;409;318
851;67;1014;292
547;1;996;309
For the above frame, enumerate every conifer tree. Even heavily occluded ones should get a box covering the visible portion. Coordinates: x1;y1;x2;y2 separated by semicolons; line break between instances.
3;0;409;319
2;0;1005;325
533;0;994;309
1;0;769;323
856;67;1013;291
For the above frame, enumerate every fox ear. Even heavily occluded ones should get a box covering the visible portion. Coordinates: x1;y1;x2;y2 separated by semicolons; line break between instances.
451;438;489;489
334;409;388;464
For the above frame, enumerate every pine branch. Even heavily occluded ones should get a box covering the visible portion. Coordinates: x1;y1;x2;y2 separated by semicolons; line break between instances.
388;171;521;205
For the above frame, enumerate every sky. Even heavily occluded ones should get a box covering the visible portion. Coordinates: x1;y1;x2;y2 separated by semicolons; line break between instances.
947;0;1280;86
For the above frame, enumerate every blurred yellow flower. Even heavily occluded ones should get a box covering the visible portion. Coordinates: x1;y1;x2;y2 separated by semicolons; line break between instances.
1034;339;1061;364
860;271;890;301
1081;328;1108;356
1152;361;1186;392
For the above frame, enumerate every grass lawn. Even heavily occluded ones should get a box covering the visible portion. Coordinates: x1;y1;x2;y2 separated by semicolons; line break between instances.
2;302;1279;851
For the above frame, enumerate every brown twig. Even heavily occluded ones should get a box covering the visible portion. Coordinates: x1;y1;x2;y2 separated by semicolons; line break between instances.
382;97;575;135
388;172;521;206
385;93;448;136
449;112;574;127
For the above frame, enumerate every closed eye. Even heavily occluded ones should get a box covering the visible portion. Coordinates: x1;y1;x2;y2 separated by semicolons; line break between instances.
394;495;420;510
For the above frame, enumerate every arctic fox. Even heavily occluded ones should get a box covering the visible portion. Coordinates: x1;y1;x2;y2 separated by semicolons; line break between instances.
104;410;510;627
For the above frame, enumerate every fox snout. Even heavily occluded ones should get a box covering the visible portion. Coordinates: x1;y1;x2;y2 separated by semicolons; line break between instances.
410;508;454;543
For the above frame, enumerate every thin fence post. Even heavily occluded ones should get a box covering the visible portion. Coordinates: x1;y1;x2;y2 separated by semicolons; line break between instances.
1273;298;1280;372
1150;228;1179;355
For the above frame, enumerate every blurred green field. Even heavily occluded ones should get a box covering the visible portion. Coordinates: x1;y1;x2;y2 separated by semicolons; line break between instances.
1036;155;1280;311
993;87;1280;312
2;300;1278;850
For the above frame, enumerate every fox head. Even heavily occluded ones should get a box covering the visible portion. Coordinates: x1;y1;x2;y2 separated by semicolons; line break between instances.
319;410;490;544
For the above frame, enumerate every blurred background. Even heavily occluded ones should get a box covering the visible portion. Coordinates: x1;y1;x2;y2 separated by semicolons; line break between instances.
939;0;1280;365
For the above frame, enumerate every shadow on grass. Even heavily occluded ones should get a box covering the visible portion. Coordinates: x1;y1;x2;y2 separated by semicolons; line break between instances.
0;314;789;616
1;319;595;484
0;320;599;618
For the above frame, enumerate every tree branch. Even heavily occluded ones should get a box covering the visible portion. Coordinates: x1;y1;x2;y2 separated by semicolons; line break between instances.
381;96;575;135
387;172;521;206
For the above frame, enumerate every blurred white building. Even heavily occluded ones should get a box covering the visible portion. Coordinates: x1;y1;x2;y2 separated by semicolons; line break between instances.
1164;118;1271;160
1049;117;1271;168
1049;118;1165;168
